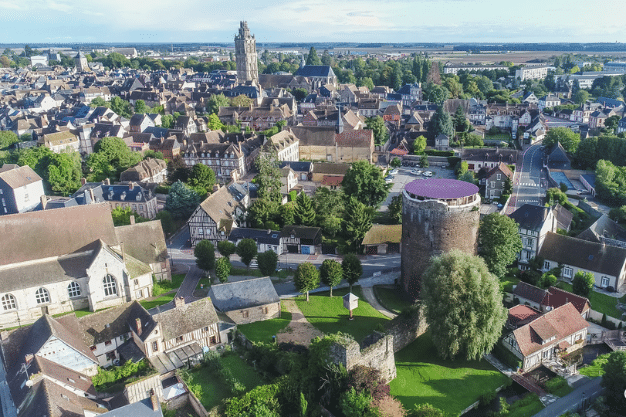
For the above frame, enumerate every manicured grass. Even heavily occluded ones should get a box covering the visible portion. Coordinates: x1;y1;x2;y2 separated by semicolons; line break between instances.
556;282;622;319
389;331;509;416
579;353;610;377
373;286;414;315
544;376;574;397
238;303;292;343
152;273;185;296
485;133;511;141
500;273;520;294
220;355;263;391
294;287;390;343
53;308;94;319
230;267;293;280
140;294;175;310
507;394;544;417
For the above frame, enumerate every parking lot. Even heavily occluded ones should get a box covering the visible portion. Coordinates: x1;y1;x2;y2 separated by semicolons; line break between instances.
381;165;456;211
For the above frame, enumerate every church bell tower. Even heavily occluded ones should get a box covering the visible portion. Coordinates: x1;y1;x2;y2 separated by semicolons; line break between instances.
234;21;259;85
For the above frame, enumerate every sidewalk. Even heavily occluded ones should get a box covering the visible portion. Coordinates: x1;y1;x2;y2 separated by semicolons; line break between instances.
360;286;397;319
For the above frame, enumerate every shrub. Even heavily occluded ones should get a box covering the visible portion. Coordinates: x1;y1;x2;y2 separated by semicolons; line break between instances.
340;387;375;417
289;190;297;201
479;391;497;407
545;376;568;394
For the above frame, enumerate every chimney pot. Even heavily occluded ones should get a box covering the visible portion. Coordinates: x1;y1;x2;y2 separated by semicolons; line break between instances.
150;389;159;411
135;317;142;336
40;195;47;210
129;182;134;191
174;296;185;308
105;178;110;185
25;353;34;365
81;177;86;186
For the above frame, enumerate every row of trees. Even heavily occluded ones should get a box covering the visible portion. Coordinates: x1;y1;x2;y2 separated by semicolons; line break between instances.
293;255;362;301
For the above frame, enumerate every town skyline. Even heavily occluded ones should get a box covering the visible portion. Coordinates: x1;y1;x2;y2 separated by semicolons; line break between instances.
2;0;626;44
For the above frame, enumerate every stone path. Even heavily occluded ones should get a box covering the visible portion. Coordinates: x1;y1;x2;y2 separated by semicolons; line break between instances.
276;300;323;347
360;286;398;319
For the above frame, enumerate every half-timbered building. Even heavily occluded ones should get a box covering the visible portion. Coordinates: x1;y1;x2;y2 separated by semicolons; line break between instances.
188;186;243;247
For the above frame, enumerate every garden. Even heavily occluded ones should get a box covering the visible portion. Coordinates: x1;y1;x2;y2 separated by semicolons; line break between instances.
237;303;293;344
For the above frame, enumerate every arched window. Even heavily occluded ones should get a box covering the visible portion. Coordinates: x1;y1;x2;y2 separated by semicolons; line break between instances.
1;294;17;311
103;275;117;297
68;282;81;298
35;288;50;304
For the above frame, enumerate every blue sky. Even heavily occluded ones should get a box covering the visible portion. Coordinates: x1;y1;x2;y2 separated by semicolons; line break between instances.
1;0;625;44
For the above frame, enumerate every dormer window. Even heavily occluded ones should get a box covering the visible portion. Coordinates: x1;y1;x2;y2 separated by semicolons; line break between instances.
120;192;126;200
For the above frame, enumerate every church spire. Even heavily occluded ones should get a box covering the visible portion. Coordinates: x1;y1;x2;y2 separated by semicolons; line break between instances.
336;104;344;134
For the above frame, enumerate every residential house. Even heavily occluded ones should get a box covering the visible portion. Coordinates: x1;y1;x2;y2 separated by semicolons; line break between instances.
320;175;343;190
589;109;611;129
280;166;298;195
174;116;198;137
538;95;561;110
508;204;557;267
120;158;168;185
617;116;626;134
227;228;282;253
99;396;162;417
506;304;542;329
0;164;45;215
115;221;171;281
72;181;159;219
539;232;626;291
361;224;402;255
128;114;155;133
577;214;626;248
279;161;312;182
522;92;539;105
580;174;596;197
358;98;381;117
383;104;402;125
484;162;513;199
281;226;322;255
502;303;588;371
311;162;350;183
188;186;242;247
208;277;280;324
397;84;422;107
434;134;449;151
149;136;181;160
262;130;299;162
39;130;80;153
512;282;591;318
460;148;518;173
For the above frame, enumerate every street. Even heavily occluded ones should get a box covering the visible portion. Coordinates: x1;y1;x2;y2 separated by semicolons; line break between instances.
508;142;546;214
532;377;603;417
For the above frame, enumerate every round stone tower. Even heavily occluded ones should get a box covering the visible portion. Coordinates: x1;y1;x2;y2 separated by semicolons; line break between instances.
401;178;481;299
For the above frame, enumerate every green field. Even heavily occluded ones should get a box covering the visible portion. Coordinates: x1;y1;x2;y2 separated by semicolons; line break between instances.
294;287;390;342
579;353;610;377
373;286;414;315
238;303;293;343
390;331;509;416
152;273;185;296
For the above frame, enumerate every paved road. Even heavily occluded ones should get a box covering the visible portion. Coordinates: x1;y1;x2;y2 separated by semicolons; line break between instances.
509;143;545;213
532;377;603;417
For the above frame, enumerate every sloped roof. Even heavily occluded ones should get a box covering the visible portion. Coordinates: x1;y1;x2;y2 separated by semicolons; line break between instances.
508;305;542;328
539;232;626;278
295;65;335;78
577;213;625;243
508;204;551;231
289;126;335;147
362;224;402;245
513;281;548;304
321;175;343;187
32;356;96;397
19;378;103;417
512;303;588;356
311;162;350;175
208;277;279;312
335;129;373;148
486;162;514;180
153;298;219;341
0;164;42;189
545;286;590;315
115;220;168;265
197;186;240;224
78;301;150;347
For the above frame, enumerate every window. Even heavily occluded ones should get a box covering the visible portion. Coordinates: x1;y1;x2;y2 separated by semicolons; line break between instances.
497;174;501;180
67;282;81;298
544;261;550;270
35;288;50;304
601;276;610;287
262;306;268;314
210;336;217;344
203;326;209;332
104;340;112;346
542;350;550;359
177;336;184;343
90;345;96;351
152;341;158;352
106;351;116;361
1;294;16;311
134;279;138;287
103;275;117;297
563;267;573;278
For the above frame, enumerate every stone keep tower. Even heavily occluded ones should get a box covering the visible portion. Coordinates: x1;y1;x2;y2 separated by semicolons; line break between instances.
234;21;259;85
401;179;481;299
75;51;89;72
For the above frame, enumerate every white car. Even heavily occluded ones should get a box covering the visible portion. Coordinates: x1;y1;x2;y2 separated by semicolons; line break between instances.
388;168;398;176
423;171;433;177
410;169;422;175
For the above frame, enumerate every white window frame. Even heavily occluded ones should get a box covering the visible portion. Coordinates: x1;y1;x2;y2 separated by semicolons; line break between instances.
1;294;17;311
496;173;501;180
601;276;610;287
35;288;50;305
68;282;81;298
563;267;573;279
103;275;118;297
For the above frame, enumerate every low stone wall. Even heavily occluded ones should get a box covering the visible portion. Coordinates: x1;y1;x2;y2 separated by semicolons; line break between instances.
329;333;397;383
385;305;429;353
178;378;209;417
577;200;603;218
165;391;190;410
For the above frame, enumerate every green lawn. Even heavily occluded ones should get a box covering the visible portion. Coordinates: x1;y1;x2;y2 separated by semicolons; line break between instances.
294;287;390;343
579;353;610;377
544;376;574;397
140;294;175;310
485;133;511;141
556;282;622;319
152;273;185;296
238;303;292;343
389;331;509;416
220;355;263;390
500;273;520;294
373;286;414;315
507;394;544;417
230;267;292;280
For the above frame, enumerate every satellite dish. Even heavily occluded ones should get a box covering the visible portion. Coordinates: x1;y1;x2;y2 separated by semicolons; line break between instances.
25;380;33;387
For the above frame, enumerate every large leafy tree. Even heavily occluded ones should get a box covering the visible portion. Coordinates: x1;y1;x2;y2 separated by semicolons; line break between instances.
165;180;201;219
257;250;278;276
342;254;362;292
543;127;580;154
427;105;454;139
413;135;427;155
320;259;343;297
86;137;142;182
365;116;389;145
388;194;402;224
294;262;320;302
215;256;231;283
453;105;469;133
236;238;258;268
294;192;316;226
479;213;523;278
231;94;253;108
343;197;373;250
187;163;216;194
0;131;19;150
217;240;237;258
134;99;148;114
255;148;282;204
572;271;595;297
601;351;626;412
109;96;133;118
194;240;215;272
207;114;224;130
207;93;230;115
305;47;321;66
421;250;507;360
342;161;391;207
110;207;148;226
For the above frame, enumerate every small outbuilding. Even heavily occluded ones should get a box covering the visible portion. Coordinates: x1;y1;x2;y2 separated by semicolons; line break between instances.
208;277;281;324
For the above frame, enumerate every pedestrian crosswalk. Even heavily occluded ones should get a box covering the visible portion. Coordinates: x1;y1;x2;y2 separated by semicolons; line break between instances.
518;182;539;187
518;199;541;203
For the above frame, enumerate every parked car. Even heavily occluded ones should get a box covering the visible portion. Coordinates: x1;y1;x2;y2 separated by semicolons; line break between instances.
423;171;433;177
388;168;398;175
410;169;422;175
385;176;394;183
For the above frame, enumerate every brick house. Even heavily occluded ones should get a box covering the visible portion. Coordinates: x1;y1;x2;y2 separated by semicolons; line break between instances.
208;277;280;324
484;162;513;199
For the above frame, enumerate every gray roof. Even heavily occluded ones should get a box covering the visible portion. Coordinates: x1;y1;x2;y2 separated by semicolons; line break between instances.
512;281;548;304
509;204;551;231
0;164;42;189
539;232;626;277
114;221;168;265
577;214;626;244
99;397;162;417
295;65;335;78
208;277;279;312
228;228;281;245
78;301;151;347
152;298;219;342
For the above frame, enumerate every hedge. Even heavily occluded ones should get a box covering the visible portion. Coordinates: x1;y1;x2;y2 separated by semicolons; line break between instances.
425;149;455;157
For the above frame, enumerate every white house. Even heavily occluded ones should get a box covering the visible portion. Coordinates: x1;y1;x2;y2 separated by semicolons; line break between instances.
0;164;45;215
508;204;557;267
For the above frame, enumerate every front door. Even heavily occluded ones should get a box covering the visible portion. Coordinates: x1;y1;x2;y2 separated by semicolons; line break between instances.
301;245;310;255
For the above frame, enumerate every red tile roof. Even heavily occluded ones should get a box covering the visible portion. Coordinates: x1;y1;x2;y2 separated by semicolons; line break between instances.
545;287;590;315
390;147;409;156
508;305;542;328
512;303;588;357
321;175;343;187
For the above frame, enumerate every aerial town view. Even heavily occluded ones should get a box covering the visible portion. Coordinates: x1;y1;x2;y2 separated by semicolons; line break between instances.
0;2;626;417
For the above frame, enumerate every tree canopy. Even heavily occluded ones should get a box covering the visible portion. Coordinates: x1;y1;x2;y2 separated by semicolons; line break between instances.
165;180;201;219
572;271;595;297
215;256;231;283
194;240;215;272
294;192;316;226
543;127;580;154
365;116;389;146
479;213;523;278
257;250;278;276
217;240;237;258
236;238;258;268
413;135;427;155
86;137;142;182
601;351;626;412
207;93;230;115
421;250;507;360
342;254;362;292
305;47;321;66
320;259;343;297
342;161;391;207
294;262;320;302
427;105;454;139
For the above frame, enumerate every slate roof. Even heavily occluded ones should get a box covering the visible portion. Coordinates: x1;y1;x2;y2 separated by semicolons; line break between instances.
553;204;574;231
538;232;626;278
152;298;219;342
72;183;153;205
512;303;588;357
508;204;551;232
279;161;312;173
295;65;335;78
577;214;626;244
0;204;117;266
78;301;150;347
513;281;548;304
0;164;42;189
208;277;279;312
460;148;518;164
280;225;322;241
311;162;350;176
228;228;281;245
361;224;402;245
485;162;514;180
98;397;161;417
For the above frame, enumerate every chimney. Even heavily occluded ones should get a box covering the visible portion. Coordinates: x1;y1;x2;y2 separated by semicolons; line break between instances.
40;195;47;211
130;215;135;225
135;317;142;336
81;177;86;186
129;182;134;191
104;178;110;185
150;389;159;411
25;353;34;365
88;188;95;204
174;296;185;308
213;184;219;192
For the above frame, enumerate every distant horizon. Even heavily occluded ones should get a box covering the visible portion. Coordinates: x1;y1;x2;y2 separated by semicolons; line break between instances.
1;0;624;44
